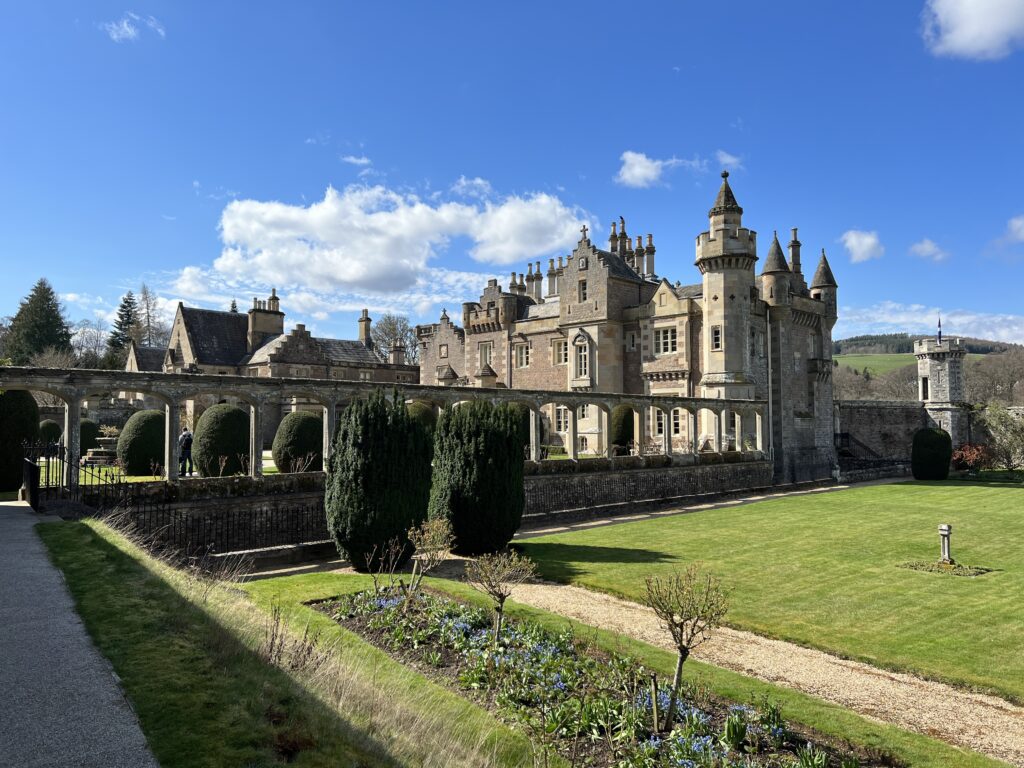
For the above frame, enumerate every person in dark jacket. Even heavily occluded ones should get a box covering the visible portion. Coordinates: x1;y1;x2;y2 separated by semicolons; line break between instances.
178;426;194;477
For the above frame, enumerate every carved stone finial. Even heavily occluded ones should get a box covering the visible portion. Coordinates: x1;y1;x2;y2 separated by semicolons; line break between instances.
721;170;729;179
580;224;588;239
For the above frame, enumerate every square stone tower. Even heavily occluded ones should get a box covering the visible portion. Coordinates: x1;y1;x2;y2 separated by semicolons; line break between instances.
915;322;967;445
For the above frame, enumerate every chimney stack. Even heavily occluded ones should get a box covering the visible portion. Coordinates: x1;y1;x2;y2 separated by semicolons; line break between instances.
789;227;802;275
358;308;373;348
645;234;656;278
389;343;406;365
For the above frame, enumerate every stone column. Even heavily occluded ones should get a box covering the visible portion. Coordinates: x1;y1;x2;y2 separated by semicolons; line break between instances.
660;408;671;455
164;399;180;481
714;410;723;452
250;400;263;477
567;407;578;460
635;407;648;455
323;402;337;466
599;407;611;457
755;410;765;452
528;408;542;462
63;394;83;489
690;411;700;454
734;410;743;452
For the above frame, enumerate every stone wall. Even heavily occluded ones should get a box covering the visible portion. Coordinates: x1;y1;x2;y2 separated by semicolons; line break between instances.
834;400;930;460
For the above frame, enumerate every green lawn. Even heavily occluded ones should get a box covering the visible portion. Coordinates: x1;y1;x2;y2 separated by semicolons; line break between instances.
518;481;1024;703
834;352;984;376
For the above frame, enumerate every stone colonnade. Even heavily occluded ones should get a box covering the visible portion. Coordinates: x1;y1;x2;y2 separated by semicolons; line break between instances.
0;367;767;487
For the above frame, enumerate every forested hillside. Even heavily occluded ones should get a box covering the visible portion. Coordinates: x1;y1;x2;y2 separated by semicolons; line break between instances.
833;333;1020;356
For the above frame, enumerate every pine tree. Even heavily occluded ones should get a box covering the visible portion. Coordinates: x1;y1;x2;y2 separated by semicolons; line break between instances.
5;278;72;365
229;299;238;313
107;291;140;354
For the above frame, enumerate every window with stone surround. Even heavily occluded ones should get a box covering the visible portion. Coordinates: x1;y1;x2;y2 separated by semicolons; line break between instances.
578;280;588;303
439;344;448;358
578;436;588;452
654;327;677;355
578;404;589;419
553;339;568;365
654;409;665;436
478;341;493;369
555;406;569;432
574;342;589;378
672;409;682;435
711;326;722;351
359;370;371;381
515;343;530;368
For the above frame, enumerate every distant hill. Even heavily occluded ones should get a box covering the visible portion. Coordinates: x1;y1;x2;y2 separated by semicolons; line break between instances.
833;333;1020;356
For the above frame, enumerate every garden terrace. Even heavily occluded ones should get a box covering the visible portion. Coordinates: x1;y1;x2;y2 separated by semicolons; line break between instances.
0;366;768;488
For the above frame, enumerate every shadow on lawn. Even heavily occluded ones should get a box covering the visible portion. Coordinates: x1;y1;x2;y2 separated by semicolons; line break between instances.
513;541;676;581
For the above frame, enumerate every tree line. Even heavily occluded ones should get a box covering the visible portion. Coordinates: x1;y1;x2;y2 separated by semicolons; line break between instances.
833;332;1020;356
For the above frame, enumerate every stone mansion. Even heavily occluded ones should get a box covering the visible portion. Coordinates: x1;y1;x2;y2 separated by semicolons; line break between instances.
416;172;840;481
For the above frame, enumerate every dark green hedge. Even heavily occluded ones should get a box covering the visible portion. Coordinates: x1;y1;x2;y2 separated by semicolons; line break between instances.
39;419;62;444
193;404;250;477
117;410;165;476
272;410;323;473
406;401;438;433
0;390;39;491
428;400;526;554
80;418;100;452
912;427;953;481
326;391;432;571
610;404;634;448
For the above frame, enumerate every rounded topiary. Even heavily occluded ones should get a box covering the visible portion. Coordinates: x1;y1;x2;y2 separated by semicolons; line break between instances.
80;418;100;452
326;391;433;571
272;410;323;473
116;409;165;476
406;401;438;433
610;404;634;448
39;419;62;444
428;401;527;554
912;427;953;481
0;390;39;491
193;404;250;478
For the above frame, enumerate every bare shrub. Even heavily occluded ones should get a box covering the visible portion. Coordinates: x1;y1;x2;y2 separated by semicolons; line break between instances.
407;517;454;593
643;563;728;730
289;451;317;474
364;536;405;594
464;549;536;648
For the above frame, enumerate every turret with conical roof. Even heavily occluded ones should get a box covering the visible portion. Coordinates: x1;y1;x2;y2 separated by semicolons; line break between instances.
761;231;792;308
810;249;838;322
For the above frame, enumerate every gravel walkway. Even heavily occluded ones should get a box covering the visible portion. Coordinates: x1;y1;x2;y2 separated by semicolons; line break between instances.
0;501;158;768
509;580;1024;766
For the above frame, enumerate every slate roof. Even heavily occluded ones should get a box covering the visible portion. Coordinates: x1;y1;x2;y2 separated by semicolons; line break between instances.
810;250;838;289
474;363;497;378
180;307;249;366
132;345;165;372
315;338;385;365
592;247;644;281
762;232;791;274
673;283;703;300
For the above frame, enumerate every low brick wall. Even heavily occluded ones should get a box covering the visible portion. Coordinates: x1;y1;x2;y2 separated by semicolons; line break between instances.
523;461;774;519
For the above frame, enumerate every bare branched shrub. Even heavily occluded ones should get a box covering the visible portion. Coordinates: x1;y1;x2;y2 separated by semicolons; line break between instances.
464;549;536;648
407;517;454;593
643;562;728;730
289;451;317;474
260;604;333;676
237;452;250;476
149;459;163;478
217;455;228;477
364;536;404;594
99;424;121;438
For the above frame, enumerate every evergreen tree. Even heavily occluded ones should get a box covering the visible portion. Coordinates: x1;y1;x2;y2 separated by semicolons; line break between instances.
107;291;139;355
326;390;432;571
229;298;238;313
428;401;527;554
5;279;72;365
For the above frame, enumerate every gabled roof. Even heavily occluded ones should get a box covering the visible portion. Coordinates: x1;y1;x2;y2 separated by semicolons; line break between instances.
130;343;165;372
672;283;703;300
437;364;458;380
762;232;791;274
315;338;384;366
474;363;497;378
709;171;743;217
179;307;249;366
810;249;838;289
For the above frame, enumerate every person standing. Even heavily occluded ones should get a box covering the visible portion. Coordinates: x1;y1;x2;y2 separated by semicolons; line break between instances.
178;426;194;477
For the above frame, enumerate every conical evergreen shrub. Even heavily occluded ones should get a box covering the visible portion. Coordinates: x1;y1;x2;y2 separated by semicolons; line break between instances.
428;400;527;554
912;427;953;481
0;390;39;491
326;391;432;571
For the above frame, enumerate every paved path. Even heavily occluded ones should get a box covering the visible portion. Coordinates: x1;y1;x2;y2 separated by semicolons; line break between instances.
508;580;1024;767
0;501;158;768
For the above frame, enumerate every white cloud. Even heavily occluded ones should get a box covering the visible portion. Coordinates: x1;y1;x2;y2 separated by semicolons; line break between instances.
715;149;744;171
922;0;1024;59
838;300;1024;343
840;229;885;263
1005;214;1024;242
614;150;707;188
909;238;949;262
451;176;493;199
341;155;372;166
100;12;164;43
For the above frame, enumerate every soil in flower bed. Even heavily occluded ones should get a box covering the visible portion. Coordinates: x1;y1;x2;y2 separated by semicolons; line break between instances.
898;561;993;577
314;587;899;768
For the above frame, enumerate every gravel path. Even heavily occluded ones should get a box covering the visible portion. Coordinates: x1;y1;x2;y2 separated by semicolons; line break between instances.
509;580;1024;766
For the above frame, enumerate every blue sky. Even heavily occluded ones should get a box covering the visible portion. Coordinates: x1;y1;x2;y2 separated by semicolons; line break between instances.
2;1;1024;343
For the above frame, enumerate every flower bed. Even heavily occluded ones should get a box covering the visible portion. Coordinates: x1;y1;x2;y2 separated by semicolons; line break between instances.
317;588;888;767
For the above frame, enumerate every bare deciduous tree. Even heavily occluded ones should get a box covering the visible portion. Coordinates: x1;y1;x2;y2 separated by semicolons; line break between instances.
464;549;536;648
72;319;109;368
370;312;420;364
29;347;79;406
982;405;1024;470
643;563;728;730
138;283;172;348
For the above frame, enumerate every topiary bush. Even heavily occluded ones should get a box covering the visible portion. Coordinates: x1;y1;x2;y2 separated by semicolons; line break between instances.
428;401;527;554
272;410;323;473
0;390;39;491
406;401;438;433
39;419;62;444
610;404;634;449
326;391;433;571
116;409;165;476
912;427;953;481
80;418;100;452
193;404;250;477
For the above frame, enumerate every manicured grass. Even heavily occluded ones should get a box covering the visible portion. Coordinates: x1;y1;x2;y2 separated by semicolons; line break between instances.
834;352;983;376
518;481;1024;703
40;520;535;768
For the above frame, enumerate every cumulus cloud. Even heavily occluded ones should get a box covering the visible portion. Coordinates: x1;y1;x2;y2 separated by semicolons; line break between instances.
715;149;744;171
909;238;949;262
614;150;706;188
922;0;1024;59
838;300;1024;343
101;11;164;42
451;176;493;199
840;229;885;263
341;155;372;166
1004;214;1024;242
